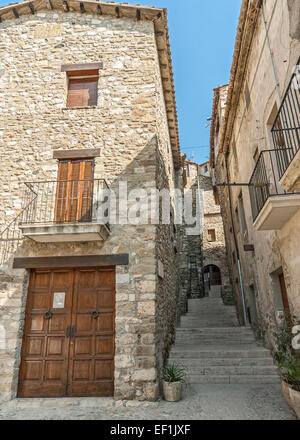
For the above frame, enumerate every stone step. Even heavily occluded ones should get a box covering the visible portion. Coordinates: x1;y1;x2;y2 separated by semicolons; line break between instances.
168;357;274;367
188;299;224;305
181;316;238;322
186;309;237;314
167;365;278;376
176;327;253;334
184;318;239;323
175;336;255;342
186;306;237;311
170;347;269;358
180;321;240;328
186;310;233;315
175;335;254;340
174;339;256;345
188;375;280;384
5;397;115;409
183;315;239;321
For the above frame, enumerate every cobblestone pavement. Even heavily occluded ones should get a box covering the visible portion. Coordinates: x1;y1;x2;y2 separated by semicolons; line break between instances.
0;384;296;420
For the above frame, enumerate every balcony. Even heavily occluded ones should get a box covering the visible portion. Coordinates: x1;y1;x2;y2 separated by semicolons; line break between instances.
19;179;110;243
271;58;300;191
249;150;300;231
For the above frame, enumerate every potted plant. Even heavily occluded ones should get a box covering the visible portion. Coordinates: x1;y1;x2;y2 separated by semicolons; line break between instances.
282;355;300;418
273;314;300;417
161;363;188;402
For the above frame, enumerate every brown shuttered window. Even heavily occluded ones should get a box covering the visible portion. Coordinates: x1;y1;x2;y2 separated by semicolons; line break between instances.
66;69;99;108
55;159;94;223
67;78;98;107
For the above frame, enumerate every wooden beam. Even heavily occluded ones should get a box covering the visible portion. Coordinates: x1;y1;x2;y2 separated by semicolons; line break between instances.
29;2;35;14
61;62;103;72
12;7;19;18
53;148;100;159
13;254;129;269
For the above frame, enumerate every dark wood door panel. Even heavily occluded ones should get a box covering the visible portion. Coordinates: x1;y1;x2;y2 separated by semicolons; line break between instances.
67;268;115;397
18;269;74;398
18;267;115;398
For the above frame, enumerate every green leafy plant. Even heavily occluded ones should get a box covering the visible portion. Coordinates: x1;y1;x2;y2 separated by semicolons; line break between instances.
161;363;188;385
273;313;300;391
273;313;294;367
281;355;300;392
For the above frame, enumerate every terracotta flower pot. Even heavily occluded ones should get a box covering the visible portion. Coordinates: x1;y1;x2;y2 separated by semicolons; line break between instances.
289;387;300;419
281;381;294;410
163;381;182;402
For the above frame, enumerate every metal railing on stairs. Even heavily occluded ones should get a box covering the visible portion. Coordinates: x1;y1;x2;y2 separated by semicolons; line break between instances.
0;183;38;266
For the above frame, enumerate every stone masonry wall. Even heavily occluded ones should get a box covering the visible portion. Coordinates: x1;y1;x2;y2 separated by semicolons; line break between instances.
178;163;204;315
0;11;177;402
154;147;178;391
214;0;300;343
201;175;230;287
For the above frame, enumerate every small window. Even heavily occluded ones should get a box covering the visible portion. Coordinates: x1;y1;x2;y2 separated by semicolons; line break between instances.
207;229;216;242
65;68;99;108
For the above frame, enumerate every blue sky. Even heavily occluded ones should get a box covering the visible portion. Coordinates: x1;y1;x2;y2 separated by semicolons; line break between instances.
0;0;241;164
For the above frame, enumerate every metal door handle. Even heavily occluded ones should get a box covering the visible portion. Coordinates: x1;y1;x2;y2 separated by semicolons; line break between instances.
44;310;52;320
91;310;99;319
66;325;70;338
70;326;75;339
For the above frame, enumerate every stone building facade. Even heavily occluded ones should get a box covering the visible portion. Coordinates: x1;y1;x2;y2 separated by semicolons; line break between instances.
210;0;300;343
200;163;230;296
0;1;181;403
178;157;231;313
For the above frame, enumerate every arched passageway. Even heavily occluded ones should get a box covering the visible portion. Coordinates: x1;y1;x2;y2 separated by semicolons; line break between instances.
203;265;222;288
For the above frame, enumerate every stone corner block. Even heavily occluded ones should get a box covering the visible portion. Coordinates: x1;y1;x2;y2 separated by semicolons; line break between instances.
132;368;157;382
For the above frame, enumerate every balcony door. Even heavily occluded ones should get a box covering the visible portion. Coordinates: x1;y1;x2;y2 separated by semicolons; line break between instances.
55;159;94;223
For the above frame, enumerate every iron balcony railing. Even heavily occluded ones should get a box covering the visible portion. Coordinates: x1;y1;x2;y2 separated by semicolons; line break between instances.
249;149;293;222
19;178;110;226
271;58;300;179
0;179;110;266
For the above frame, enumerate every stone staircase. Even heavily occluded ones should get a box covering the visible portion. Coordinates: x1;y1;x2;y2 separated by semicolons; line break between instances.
170;286;280;384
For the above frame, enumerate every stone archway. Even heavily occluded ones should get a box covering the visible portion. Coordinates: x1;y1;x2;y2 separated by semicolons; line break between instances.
203;265;222;288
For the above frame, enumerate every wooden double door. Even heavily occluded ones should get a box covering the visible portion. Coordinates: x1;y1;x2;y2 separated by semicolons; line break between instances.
18;267;115;398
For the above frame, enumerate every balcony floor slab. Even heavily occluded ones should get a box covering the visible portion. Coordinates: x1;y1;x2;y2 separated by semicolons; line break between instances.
253;194;300;231
19;223;110;243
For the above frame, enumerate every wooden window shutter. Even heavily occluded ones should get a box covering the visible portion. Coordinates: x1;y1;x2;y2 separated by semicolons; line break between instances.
55;159;94;223
67;78;98;107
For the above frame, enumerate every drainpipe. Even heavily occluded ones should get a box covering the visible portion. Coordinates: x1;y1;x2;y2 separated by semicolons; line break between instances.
259;0;282;105
197;170;205;296
225;153;248;325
